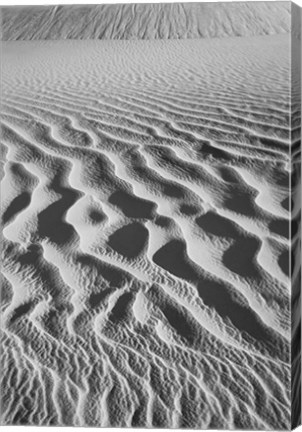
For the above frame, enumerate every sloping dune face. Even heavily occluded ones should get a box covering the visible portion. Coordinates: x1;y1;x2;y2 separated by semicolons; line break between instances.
2;2;290;40
0;2;297;429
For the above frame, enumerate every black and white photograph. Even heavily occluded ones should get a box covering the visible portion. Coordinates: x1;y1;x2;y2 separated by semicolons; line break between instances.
0;1;301;430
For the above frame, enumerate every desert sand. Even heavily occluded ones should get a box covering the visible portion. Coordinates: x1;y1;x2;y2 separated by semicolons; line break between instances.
0;2;300;429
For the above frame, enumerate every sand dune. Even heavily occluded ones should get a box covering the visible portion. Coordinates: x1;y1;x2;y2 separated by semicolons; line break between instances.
2;2;290;41
0;2;300;429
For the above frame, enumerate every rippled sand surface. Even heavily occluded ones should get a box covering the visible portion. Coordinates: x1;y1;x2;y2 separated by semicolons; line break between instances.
0;29;298;428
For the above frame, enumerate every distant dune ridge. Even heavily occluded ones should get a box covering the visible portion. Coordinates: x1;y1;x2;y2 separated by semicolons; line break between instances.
1;2;291;41
1;1;301;430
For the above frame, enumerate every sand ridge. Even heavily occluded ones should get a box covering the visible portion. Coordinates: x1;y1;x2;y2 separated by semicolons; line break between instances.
2;2;290;41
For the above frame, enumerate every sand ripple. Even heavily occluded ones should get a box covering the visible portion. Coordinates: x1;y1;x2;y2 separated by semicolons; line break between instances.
0;34;298;428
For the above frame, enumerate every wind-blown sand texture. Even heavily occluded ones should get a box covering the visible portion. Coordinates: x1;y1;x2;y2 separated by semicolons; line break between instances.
0;2;301;429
